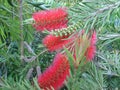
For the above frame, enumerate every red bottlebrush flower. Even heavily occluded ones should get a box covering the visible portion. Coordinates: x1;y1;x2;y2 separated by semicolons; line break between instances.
85;45;96;61
90;31;97;45
32;8;68;31
43;34;73;51
85;31;97;61
38;53;70;90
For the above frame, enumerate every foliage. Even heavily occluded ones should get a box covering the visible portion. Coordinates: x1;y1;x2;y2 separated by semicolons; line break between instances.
0;78;40;90
0;0;120;90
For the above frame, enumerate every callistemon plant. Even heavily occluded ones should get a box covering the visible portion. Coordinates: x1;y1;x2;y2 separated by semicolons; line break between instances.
37;53;70;90
32;8;68;31
32;7;97;90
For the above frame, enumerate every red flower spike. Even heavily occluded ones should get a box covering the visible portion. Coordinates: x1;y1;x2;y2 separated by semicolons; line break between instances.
43;34;73;51
90;31;97;45
85;45;96;61
85;31;97;61
38;53;70;90
32;8;68;31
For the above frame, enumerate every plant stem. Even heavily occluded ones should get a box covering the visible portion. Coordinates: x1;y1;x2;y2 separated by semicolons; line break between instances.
19;0;24;62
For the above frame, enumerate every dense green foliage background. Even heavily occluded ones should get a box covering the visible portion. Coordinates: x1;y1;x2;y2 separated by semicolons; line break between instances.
0;0;120;90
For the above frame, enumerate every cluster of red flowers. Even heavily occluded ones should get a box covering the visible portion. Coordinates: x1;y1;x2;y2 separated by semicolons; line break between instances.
33;8;71;90
32;7;97;90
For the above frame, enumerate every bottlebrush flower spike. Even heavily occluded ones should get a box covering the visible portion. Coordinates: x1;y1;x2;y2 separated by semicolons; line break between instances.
38;53;70;90
85;45;96;61
90;31;97;45
32;8;68;31
85;31;97;61
43;34;73;51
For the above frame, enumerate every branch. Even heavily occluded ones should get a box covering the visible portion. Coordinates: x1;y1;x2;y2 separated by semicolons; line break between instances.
24;41;36;55
19;0;24;62
22;56;36;62
22;49;47;62
26;68;34;80
36;66;41;77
